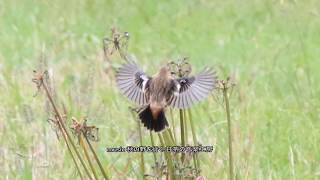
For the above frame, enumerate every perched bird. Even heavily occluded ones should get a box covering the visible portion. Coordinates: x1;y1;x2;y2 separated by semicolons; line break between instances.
116;63;218;132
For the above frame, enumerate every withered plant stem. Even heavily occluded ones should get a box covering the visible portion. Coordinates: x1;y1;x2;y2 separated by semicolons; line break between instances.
137;115;146;179
187;109;200;172
80;134;98;180
169;109;177;143
84;136;109;180
130;110;145;179
57;121;84;180
223;83;234;180
119;49;129;63
40;77;93;180
149;131;157;164
158;134;175;180
179;109;185;163
167;128;176;145
183;110;188;141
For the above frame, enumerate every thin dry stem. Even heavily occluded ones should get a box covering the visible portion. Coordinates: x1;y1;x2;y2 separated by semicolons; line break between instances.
222;80;234;180
33;71;93;180
84;136;109;180
149;131;157;164
179;109;185;163
80;134;98;180
57;120;84;180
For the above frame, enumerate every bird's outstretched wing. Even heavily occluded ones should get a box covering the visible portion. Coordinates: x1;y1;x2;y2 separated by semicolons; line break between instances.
116;63;150;106
168;67;218;109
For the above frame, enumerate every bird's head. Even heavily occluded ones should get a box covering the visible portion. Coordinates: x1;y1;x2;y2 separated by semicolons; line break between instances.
158;65;171;77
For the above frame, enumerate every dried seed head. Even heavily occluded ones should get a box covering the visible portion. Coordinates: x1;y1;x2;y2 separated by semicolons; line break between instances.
167;57;192;78
70;117;99;142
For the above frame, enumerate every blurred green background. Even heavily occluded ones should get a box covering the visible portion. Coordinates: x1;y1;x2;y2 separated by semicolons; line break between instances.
0;0;319;179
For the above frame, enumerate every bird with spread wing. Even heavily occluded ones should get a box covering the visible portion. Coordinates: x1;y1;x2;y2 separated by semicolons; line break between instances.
116;62;218;132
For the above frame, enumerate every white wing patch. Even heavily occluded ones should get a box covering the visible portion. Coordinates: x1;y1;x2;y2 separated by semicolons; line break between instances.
141;74;149;93
116;63;150;106
169;67;217;109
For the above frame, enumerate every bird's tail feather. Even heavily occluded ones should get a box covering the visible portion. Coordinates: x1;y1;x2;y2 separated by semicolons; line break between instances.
138;105;168;132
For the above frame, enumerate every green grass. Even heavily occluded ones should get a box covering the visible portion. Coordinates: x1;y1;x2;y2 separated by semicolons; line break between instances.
0;0;320;179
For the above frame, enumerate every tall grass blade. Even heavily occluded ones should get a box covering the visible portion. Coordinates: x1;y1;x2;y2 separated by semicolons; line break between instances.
223;83;234;180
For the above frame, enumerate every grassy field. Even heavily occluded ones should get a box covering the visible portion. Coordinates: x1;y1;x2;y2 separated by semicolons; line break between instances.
0;0;320;179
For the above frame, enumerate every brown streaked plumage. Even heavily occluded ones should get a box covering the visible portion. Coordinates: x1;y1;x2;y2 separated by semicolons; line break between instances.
116;63;218;132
